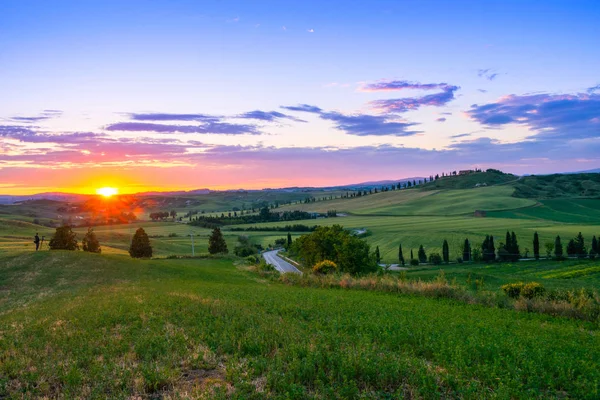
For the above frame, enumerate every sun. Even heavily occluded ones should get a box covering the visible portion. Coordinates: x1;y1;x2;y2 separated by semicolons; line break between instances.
96;187;118;197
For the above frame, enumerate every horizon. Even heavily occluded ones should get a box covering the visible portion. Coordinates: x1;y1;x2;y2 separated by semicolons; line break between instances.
1;0;599;195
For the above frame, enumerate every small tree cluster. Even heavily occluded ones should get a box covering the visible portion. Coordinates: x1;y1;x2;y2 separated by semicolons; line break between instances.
566;232;587;258
49;226;79;251
481;235;496;262
498;231;520;262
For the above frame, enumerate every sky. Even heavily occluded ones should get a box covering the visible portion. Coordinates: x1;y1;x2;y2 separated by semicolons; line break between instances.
0;0;599;194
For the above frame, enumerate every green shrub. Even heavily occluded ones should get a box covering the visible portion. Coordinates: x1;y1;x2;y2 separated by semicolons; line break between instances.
410;259;419;266
428;253;442;265
502;282;525;299
456;257;463;263
313;260;337;275
521;282;546;299
245;255;259;264
49;225;79;251
81;227;101;253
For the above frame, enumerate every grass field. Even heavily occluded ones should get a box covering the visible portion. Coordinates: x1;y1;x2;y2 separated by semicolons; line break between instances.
278;186;536;216
1;250;599;398
487;198;600;224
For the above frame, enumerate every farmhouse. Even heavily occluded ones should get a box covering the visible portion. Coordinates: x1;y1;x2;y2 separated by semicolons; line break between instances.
459;169;475;175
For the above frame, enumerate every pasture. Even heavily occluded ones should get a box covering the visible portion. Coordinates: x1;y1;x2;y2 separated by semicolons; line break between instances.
0;250;599;398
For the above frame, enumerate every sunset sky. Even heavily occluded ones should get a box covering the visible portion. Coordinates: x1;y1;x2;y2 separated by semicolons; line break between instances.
1;0;599;194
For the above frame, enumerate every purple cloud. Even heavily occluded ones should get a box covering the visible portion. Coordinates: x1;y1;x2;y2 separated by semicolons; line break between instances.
280;104;323;113
238;110;306;122
450;133;472;139
467;92;600;140
436;117;447;122
370;86;459;113
128;113;221;122
359;80;455;92
105;122;261;135
478;69;499;81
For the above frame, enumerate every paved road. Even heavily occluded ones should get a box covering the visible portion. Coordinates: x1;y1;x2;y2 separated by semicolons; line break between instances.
263;249;302;274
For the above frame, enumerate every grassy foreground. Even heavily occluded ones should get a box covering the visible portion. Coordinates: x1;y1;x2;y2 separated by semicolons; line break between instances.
1;251;599;398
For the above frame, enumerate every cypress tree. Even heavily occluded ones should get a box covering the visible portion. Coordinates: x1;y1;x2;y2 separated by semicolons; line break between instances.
554;235;563;259
505;231;512;254
442;240;449;263
375;246;381;264
287;232;292;248
410;249;414;261
463;239;471;262
129;228;152;258
533;232;540;260
489;235;496;262
398;244;405;266
418;245;427;263
574;232;586;257
511;231;520;261
208;227;228;254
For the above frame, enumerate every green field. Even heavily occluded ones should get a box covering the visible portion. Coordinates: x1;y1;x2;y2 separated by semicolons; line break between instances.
488;198;600;224
1;250;599;398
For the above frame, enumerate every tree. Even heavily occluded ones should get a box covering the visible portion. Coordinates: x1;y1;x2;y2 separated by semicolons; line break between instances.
418;245;427;263
82;227;101;253
49;225;79;251
170;210;177;220
574;232;586;258
208;227;228;254
554;235;563;259
398;244;405;266
462;239;471;262
375;246;381;264
129;228;152;258
591;236;598;259
482;235;496;262
567;239;577;257
533;232;540;260
442;240;449;263
287;232;293;248
544;242;554;259
410;249;414;261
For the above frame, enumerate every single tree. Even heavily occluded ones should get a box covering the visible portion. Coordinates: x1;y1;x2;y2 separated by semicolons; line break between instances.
208;227;228;254
170;210;177;220
410;249;414;261
591;236;599;258
129;228;152;258
375;246;381;264
574;232;586;258
533;232;540;260
418;245;427;264
442;240;449;263
567;239;577;257
287;232;293;248
398;244;405;266
82;227;101;253
49;225;79;251
544;242;554;259
554;235;563;259
462;238;471;262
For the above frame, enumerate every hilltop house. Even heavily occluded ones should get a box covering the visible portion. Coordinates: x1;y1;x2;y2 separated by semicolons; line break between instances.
459;169;474;175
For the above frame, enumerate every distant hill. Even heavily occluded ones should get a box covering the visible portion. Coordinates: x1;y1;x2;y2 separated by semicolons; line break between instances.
421;169;518;190
513;173;600;198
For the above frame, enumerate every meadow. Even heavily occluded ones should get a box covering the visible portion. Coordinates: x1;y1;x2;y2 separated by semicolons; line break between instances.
1;250;599;398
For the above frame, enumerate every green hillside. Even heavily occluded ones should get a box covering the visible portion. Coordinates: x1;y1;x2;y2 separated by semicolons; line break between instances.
1;251;599;398
513;173;600;198
488;198;600;224
421;169;518;190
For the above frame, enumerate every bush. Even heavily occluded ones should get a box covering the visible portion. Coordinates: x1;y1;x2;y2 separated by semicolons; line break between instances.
129;228;153;258
313;260;337;275
245;255;259;264
410;259;419;266
456;257;463;264
521;282;546;299
168;232;178;237
428;253;442;265
82;227;101;253
501;282;546;299
49;225;79;251
234;245;256;257
501;282;525;299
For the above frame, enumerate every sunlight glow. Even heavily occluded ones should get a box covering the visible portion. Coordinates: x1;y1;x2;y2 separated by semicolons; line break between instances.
96;187;118;197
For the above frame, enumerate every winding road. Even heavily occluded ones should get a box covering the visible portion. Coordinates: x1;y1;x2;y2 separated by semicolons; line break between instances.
263;249;302;274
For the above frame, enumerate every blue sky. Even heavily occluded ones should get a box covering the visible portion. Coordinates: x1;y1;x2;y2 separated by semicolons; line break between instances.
0;0;599;193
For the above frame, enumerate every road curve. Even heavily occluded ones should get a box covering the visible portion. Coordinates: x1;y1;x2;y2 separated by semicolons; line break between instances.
263;249;302;274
